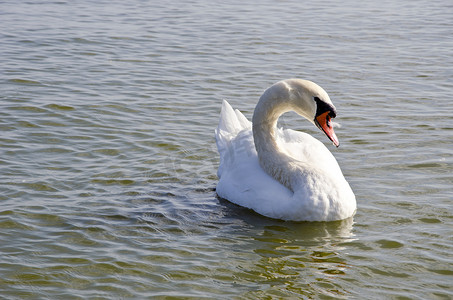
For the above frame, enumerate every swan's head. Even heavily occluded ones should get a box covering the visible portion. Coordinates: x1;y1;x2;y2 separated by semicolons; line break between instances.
283;79;340;147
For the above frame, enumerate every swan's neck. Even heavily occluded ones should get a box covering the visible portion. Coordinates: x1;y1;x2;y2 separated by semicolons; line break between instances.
252;95;297;191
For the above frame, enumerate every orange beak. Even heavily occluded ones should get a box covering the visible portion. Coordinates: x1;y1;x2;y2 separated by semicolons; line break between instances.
315;111;340;147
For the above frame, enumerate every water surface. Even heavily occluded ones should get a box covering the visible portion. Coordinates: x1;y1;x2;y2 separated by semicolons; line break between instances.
1;0;452;298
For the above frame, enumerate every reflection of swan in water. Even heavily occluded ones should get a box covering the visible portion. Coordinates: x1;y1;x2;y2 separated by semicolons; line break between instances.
255;219;354;294
217;196;355;240
215;79;356;221
215;200;355;296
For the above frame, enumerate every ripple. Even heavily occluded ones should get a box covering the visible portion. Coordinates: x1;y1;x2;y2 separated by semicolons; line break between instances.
376;240;404;249
8;78;45;86
90;179;135;186
44;103;75;111
1;0;453;298
419;218;442;224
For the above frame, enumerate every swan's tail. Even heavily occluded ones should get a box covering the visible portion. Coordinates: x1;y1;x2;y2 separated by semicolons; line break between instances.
215;100;251;177
217;100;250;135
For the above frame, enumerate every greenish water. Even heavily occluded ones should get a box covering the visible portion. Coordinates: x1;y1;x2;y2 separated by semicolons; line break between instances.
1;0;452;298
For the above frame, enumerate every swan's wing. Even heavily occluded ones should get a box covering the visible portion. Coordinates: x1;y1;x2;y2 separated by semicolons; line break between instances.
215;102;292;217
275;128;356;220
215;129;293;218
277;128;344;177
215;100;251;177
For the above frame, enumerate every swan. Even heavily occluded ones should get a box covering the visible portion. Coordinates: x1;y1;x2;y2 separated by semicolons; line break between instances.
215;79;356;221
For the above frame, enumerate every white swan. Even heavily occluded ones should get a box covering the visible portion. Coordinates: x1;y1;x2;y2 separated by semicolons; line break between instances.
215;79;356;221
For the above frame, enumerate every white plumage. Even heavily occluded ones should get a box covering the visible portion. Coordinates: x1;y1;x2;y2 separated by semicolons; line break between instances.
215;79;356;221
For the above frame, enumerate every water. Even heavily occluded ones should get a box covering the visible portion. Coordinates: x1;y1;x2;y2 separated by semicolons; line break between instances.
1;0;452;298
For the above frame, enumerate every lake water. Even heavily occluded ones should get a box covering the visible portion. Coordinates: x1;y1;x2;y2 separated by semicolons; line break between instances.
1;0;452;298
